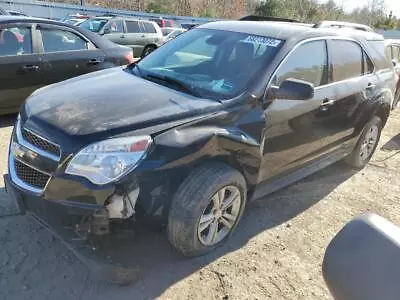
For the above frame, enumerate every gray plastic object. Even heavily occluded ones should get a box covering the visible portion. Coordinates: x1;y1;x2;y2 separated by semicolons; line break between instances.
323;213;400;300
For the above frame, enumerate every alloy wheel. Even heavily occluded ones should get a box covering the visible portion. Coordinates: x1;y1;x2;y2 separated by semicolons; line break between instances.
197;185;241;246
359;124;379;161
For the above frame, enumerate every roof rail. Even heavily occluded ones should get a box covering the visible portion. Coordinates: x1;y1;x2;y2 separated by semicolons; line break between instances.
313;21;374;32
239;15;299;23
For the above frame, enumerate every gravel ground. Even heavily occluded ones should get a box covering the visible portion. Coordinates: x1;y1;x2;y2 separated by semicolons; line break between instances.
0;111;399;300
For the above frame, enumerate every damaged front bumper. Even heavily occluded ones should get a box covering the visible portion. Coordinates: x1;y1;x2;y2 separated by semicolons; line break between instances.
4;172;162;284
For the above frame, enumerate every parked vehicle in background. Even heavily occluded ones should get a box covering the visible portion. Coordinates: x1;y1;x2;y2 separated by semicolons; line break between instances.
80;16;163;57
161;27;185;43
181;23;199;30
0;7;8;15
385;39;400;109
64;18;86;26
4;19;395;269
6;10;27;17
150;17;181;28
0;16;134;115
60;13;91;23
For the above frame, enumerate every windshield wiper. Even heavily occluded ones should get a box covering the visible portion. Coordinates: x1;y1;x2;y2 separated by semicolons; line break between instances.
144;73;201;97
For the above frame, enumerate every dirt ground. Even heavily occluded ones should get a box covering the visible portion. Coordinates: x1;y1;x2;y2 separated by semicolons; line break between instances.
0;110;399;300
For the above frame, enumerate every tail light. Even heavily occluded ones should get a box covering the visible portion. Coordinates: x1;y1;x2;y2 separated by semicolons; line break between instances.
124;51;135;64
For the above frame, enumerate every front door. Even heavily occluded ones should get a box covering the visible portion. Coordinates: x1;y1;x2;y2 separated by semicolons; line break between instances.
35;24;106;86
260;39;340;181
0;23;42;113
101;19;125;45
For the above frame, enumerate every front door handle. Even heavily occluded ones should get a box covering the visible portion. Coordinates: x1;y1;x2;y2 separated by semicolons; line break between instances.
120;34;125;38
88;59;103;65
320;98;335;111
22;65;39;72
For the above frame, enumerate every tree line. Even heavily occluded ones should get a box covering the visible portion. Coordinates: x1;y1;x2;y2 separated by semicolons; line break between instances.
57;0;399;29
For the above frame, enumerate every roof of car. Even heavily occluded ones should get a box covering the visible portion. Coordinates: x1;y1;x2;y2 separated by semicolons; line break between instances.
200;21;384;42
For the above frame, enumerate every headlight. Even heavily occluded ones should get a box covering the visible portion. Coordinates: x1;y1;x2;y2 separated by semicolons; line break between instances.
65;136;152;185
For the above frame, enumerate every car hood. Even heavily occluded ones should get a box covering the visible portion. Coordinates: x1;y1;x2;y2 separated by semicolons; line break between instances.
25;67;220;136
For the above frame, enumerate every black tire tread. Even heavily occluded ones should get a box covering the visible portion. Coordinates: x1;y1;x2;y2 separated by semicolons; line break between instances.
167;162;246;257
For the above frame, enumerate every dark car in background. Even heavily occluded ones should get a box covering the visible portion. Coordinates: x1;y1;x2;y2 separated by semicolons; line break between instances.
0;16;134;115
385;39;400;109
4;19;395;268
80;16;163;57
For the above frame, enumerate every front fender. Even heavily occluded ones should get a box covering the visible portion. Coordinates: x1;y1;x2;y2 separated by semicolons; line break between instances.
151;126;262;186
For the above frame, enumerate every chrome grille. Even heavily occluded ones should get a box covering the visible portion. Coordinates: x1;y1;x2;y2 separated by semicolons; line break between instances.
14;159;50;189
21;129;60;158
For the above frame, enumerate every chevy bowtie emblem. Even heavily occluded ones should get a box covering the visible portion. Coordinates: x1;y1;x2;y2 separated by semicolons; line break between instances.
13;142;39;160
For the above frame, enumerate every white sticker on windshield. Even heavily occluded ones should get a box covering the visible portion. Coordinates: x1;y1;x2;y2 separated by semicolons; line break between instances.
244;35;282;47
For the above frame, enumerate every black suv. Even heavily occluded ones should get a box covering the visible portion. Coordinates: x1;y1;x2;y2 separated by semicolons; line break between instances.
5;21;395;259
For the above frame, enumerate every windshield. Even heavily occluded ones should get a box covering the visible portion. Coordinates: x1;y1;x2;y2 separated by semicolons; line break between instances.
80;18;109;32
136;28;283;100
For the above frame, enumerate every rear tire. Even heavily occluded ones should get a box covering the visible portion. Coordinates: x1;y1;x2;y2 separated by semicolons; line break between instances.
344;116;382;169
141;45;156;58
167;163;247;257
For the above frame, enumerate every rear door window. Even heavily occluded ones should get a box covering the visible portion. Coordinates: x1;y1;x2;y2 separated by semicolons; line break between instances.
331;40;364;82
275;40;328;87
125;21;141;33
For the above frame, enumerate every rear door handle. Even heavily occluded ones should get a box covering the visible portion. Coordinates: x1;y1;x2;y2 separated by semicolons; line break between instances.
88;59;103;65
120;35;125;38
22;65;39;72
320;98;335;111
366;83;376;90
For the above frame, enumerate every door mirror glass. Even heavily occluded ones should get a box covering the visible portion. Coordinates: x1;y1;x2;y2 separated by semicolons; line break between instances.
272;78;314;101
393;59;398;67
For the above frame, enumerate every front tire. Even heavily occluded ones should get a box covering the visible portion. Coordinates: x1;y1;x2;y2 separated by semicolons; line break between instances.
344;116;382;168
167;163;247;257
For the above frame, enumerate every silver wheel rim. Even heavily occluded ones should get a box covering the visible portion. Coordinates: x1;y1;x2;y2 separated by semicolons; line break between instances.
359;124;379;160
197;185;241;246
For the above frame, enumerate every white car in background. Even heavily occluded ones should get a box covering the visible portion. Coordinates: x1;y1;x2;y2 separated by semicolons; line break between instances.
161;27;185;43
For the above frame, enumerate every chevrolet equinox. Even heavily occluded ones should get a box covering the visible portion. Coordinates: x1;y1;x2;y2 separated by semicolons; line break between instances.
5;21;395;259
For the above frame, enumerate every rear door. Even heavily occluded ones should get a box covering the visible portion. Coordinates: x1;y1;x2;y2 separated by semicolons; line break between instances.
0;23;42;113
327;39;379;150
35;23;106;86
124;20;145;57
141;21;160;46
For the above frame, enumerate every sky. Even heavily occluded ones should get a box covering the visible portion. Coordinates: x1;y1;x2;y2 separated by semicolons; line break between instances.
321;0;400;17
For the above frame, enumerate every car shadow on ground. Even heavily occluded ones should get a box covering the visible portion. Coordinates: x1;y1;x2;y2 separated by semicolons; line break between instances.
381;133;400;151
79;162;358;298
0;114;17;129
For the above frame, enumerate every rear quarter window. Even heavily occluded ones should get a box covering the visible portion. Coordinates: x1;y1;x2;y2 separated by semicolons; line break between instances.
368;40;392;71
142;22;157;34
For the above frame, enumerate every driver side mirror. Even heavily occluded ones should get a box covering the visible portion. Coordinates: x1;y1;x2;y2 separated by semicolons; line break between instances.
268;78;315;101
392;59;398;67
